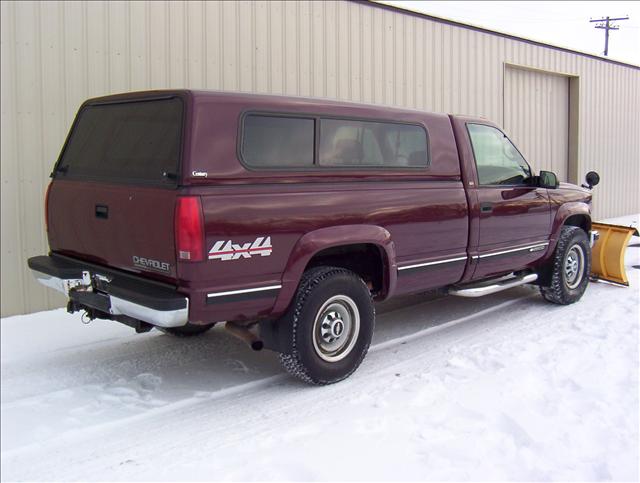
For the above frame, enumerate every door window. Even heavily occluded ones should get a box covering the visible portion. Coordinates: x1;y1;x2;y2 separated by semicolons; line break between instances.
467;123;532;185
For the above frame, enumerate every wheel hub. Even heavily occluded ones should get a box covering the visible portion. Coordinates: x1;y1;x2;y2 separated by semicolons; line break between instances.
312;296;360;363
565;255;578;277
320;311;345;343
564;244;585;289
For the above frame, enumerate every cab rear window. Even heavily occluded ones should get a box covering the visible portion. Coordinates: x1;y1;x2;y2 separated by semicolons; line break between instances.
55;98;183;186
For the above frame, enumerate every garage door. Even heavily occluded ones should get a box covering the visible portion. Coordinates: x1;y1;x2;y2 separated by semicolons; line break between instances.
503;66;569;181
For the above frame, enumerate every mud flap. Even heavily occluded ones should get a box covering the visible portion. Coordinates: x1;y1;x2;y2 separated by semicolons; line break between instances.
258;318;293;354
591;222;639;286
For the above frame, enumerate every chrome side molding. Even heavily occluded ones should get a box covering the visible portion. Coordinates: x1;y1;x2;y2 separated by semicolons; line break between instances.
206;284;282;299
471;242;549;260
398;256;467;271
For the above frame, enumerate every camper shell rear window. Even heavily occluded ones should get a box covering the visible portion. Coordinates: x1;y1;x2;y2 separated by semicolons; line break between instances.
54;97;184;186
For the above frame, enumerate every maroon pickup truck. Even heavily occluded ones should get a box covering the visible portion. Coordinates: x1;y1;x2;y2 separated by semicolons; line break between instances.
28;90;601;384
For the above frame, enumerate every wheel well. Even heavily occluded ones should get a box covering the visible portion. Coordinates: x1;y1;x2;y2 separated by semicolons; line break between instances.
564;214;591;233
305;244;386;297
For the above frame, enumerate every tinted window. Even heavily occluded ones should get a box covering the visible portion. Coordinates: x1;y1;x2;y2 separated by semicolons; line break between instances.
57;98;183;185
319;119;428;167
242;115;314;168
467;123;531;185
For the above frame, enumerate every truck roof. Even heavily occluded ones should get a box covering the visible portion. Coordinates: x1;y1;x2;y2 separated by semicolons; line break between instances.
78;89;467;183
82;89;460;120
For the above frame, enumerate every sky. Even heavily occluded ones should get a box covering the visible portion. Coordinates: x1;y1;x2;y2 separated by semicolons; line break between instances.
379;1;640;65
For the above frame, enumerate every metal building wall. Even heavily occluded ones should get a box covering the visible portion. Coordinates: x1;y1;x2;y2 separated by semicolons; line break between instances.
504;66;569;181
1;0;639;317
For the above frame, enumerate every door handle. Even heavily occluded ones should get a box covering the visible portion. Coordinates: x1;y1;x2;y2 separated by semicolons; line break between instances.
480;202;493;213
95;205;109;219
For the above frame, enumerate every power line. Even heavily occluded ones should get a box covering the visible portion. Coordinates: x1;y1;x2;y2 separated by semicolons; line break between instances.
590;16;630;56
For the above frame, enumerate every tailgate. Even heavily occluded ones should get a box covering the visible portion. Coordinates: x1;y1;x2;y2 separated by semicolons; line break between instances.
47;180;178;280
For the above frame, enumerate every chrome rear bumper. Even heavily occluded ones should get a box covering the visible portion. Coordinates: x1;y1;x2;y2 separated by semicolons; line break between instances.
29;255;189;328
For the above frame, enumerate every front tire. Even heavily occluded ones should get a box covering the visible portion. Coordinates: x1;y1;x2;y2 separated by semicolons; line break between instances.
540;225;591;305
278;267;375;385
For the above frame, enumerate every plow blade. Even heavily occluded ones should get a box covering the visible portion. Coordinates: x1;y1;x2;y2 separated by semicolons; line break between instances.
591;222;639;286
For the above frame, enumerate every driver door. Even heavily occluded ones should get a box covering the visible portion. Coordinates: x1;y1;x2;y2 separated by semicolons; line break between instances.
467;123;552;279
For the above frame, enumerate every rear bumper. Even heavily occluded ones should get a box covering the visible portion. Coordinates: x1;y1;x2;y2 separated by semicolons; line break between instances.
28;254;188;328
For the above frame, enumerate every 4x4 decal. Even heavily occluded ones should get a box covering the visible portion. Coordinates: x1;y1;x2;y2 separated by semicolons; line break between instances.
208;236;272;261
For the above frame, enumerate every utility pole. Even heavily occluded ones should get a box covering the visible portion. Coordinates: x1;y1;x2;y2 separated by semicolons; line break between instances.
590;16;629;56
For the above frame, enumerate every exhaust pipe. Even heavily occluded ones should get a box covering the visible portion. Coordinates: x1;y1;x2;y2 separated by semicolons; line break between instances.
224;321;264;351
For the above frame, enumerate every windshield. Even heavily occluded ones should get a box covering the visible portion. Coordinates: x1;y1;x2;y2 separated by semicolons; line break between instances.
55;97;183;186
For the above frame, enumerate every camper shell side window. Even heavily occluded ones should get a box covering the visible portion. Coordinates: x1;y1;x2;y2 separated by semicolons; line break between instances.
239;112;430;171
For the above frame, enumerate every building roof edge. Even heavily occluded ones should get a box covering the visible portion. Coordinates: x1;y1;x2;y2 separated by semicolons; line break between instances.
362;0;640;70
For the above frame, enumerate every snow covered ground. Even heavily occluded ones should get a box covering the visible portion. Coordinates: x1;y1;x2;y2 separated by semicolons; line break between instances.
2;215;638;481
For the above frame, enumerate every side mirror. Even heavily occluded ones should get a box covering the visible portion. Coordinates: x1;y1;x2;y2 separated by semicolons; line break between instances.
539;170;559;189
584;171;600;189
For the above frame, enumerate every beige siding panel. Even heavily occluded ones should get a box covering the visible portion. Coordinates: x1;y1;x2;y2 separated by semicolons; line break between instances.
130;1;148;90
336;1;349;100
504;66;569;180
360;4;373;104
1;1;23;316
298;1;311;97
86;2;109;95
186;1;206;89
413;18;423;109
1;0;639;316
283;1;298;96
107;1;129;94
433;22;444;113
444;25;455;113
325;1;338;99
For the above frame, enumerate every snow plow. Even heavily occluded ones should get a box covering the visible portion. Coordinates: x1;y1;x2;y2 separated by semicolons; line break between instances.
591;222;639;286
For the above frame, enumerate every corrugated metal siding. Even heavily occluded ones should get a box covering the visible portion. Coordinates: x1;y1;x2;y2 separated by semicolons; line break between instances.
504;65;569;180
1;0;639;317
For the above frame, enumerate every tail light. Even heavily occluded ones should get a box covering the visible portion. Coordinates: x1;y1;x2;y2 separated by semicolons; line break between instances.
44;182;53;232
175;196;204;262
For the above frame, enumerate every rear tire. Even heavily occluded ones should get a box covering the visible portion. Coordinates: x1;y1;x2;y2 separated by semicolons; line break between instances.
278;267;375;385
540;225;591;305
159;322;215;337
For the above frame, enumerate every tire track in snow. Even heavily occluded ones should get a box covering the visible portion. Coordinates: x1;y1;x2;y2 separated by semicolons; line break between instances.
1;294;531;463
1;293;445;406
0;326;277;405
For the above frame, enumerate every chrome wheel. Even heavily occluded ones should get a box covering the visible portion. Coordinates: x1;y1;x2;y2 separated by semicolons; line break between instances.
564;244;585;289
312;295;360;362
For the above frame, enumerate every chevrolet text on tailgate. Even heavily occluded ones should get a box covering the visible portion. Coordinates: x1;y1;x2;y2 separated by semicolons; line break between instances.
28;90;601;385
